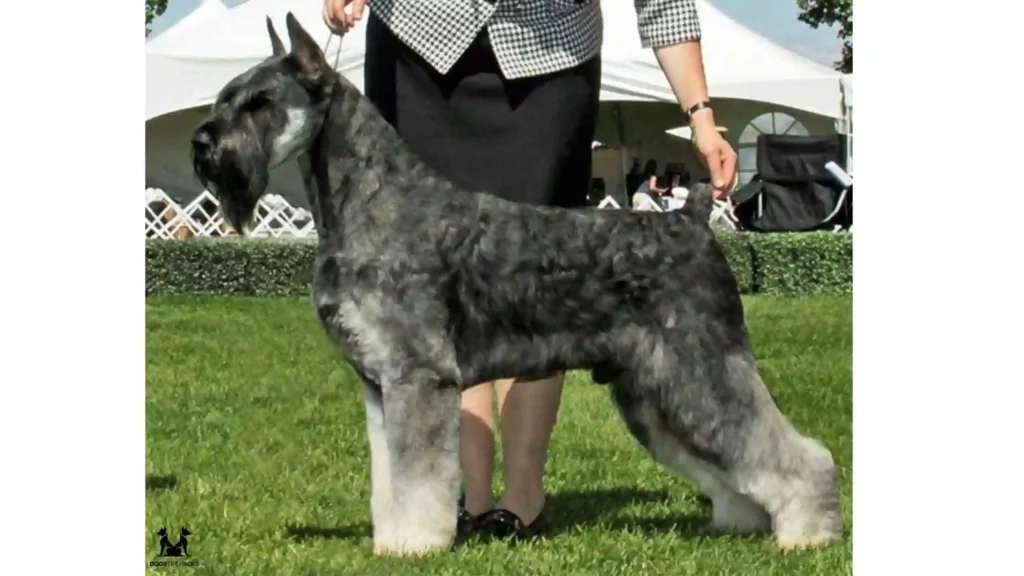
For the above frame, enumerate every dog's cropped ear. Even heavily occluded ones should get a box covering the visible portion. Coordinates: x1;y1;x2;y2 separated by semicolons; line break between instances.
285;12;328;80
267;16;286;57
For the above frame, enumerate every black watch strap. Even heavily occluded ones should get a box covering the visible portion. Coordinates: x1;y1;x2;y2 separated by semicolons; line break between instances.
684;100;712;121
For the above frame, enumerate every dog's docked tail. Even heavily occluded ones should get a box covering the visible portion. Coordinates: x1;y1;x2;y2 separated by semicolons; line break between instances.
680;182;716;223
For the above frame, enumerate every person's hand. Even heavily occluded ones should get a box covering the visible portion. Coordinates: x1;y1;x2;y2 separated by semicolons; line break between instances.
690;111;738;199
323;0;367;35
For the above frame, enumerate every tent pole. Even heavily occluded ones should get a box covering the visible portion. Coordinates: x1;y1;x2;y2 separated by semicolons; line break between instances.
615;102;629;205
840;77;853;174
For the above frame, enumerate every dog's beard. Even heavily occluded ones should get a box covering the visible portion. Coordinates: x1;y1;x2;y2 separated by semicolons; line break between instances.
192;140;269;234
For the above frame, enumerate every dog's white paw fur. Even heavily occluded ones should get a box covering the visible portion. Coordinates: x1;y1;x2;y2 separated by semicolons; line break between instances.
371;483;456;557
372;527;455;557
770;487;842;550
772;502;842;550
775;530;841;551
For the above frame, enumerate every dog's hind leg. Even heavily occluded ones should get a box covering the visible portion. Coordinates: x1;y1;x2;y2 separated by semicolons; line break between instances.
717;354;843;550
610;350;842;548
375;368;461;556
609;383;771;535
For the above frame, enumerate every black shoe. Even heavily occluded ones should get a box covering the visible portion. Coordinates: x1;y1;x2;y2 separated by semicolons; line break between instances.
478;506;546;540
457;493;486;535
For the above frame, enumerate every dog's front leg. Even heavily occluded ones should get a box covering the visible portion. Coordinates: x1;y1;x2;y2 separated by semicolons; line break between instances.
360;379;400;553
375;369;460;556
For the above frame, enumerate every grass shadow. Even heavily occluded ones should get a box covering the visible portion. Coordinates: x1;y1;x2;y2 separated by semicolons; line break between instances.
284;522;372;542
280;488;707;544
595;513;709;536
544;487;710;536
145;474;178;491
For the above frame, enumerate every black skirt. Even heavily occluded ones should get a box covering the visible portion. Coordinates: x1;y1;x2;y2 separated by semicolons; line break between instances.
363;13;601;208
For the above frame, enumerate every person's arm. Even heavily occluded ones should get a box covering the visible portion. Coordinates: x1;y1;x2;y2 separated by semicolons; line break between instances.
633;0;707;110
652;42;714;129
648;175;665;195
634;0;737;195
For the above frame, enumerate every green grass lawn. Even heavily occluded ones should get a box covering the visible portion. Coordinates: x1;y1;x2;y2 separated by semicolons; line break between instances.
146;295;852;575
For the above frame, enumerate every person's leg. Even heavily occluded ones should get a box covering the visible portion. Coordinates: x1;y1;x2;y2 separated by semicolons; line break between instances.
482;57;601;532
367;14;600;535
459;383;496;515
493;375;564;524
368;21;567;530
365;13;504;531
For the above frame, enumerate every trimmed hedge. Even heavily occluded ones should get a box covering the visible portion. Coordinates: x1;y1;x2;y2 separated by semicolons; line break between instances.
146;238;316;297
146;232;851;297
747;232;853;296
713;232;755;294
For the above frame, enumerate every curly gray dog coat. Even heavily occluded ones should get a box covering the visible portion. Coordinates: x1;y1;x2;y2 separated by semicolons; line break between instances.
190;13;843;556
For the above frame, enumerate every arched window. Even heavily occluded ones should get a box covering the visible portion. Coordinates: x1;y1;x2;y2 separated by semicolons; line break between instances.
737;112;808;185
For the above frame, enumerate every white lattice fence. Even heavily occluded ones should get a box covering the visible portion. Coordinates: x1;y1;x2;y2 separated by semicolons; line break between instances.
597;192;740;231
145;188;316;239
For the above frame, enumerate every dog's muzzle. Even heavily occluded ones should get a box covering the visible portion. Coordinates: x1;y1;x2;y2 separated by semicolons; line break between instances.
190;125;217;186
189;121;269;234
191;128;214;157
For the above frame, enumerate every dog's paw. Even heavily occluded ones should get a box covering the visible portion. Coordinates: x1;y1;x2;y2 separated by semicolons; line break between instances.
372;539;453;557
372;527;455;557
772;501;843;551
774;531;841;551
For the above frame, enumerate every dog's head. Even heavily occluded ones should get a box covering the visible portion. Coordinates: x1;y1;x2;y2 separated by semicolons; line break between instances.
191;13;335;233
157;527;168;537
179;527;191;537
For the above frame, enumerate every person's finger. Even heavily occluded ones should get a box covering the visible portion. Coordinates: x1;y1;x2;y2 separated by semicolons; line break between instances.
353;0;367;21
717;148;737;198
705;147;726;191
322;2;335;33
344;0;361;26
329;0;341;26
323;0;344;34
330;0;346;28
334;0;351;30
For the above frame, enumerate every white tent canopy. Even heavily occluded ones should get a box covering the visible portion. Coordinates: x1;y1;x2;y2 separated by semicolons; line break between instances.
601;1;845;119
146;0;229;54
147;0;366;120
146;0;848;121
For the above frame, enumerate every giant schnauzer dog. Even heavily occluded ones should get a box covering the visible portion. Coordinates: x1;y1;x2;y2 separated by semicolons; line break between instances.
191;13;843;556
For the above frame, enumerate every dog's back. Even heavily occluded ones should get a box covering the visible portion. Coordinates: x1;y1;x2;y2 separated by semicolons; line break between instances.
413;186;746;384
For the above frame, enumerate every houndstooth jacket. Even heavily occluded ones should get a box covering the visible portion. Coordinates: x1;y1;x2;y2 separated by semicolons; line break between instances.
366;0;702;79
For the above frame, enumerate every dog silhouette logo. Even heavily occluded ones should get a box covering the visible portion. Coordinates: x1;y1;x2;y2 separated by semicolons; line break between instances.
155;526;191;557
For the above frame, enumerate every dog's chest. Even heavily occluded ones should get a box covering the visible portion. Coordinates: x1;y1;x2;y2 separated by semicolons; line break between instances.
312;254;353;333
310;252;384;361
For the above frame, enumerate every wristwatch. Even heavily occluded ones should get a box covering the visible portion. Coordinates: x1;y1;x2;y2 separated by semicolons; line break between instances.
684;100;713;123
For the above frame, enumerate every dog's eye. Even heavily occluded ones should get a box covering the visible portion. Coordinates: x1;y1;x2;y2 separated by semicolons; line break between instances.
241;93;270;113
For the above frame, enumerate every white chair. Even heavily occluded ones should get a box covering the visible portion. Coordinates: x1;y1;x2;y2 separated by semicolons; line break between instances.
709;199;739;231
631;193;664;212
823;161;854;234
666;186;740;231
598;187;739;233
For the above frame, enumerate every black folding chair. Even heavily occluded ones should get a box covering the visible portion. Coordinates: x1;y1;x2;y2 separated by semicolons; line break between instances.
732;134;852;232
